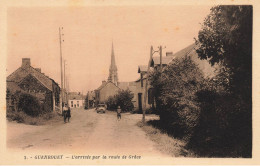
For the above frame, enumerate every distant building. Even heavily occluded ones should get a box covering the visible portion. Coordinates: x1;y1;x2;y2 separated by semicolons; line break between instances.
86;90;96;108
6;58;60;112
68;92;85;108
95;80;120;104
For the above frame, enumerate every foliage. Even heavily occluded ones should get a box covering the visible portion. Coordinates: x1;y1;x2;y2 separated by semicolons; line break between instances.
17;93;41;117
106;89;134;112
196;5;252;100
6;110;60;125
149;56;205;138
192;5;252;157
106;95;118;110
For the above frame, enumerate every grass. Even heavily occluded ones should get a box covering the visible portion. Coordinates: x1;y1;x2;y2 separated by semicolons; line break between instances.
137;120;195;157
7;111;62;126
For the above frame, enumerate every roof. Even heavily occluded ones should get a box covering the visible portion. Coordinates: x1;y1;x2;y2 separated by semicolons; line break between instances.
7;65;55;91
138;65;148;73
68;93;84;100
169;43;217;78
96;81;119;91
171;43;197;59
151;56;175;66
118;81;137;90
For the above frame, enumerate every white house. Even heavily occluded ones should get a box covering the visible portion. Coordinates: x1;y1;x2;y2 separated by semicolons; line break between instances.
68;92;85;108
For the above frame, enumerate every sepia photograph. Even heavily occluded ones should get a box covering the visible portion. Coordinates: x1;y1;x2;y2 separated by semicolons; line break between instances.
0;0;259;165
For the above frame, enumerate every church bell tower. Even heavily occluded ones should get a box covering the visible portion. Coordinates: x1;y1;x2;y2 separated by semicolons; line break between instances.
108;42;118;85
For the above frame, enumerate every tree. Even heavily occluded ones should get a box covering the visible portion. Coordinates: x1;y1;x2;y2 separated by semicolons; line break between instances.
196;5;252;99
106;89;134;112
194;5;252;157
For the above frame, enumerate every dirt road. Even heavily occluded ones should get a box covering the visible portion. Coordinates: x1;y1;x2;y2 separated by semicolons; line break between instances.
7;108;169;158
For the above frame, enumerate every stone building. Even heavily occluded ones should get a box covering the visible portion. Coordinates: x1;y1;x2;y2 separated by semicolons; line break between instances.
6;58;60;113
95;81;120;104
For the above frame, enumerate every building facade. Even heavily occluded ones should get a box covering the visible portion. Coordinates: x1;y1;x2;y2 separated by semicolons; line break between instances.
68;92;85;108
6;58;60;113
95;81;120;104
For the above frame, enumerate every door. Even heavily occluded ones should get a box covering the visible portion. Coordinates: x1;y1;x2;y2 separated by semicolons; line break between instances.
138;93;142;111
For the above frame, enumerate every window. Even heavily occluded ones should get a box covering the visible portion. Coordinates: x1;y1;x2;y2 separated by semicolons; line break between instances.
71;101;73;107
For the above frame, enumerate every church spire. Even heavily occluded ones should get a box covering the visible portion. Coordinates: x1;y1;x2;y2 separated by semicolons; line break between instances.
108;42;118;85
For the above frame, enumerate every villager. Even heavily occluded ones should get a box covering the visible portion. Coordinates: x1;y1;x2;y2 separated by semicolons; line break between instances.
117;106;121;120
67;106;71;122
63;103;69;123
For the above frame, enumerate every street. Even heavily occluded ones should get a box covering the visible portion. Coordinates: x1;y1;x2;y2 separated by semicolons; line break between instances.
7;108;169;158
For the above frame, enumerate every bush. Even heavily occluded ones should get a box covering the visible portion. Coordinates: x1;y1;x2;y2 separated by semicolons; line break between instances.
106;96;118;110
17;93;41;117
7;110;60;125
149;56;205;139
6;111;26;123
188;82;252;157
106;89;134;112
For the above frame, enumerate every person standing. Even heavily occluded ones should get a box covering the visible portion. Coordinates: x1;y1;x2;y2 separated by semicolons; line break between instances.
117;106;121;120
67;106;71;122
63;103;69;123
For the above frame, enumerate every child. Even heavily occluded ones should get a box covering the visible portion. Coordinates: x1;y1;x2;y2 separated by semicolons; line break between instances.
117;106;121;120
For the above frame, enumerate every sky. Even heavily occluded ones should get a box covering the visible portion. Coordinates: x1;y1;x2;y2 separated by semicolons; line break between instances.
7;6;212;94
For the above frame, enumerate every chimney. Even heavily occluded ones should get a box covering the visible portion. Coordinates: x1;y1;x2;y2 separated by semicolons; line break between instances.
22;58;31;67
166;52;173;56
35;68;41;72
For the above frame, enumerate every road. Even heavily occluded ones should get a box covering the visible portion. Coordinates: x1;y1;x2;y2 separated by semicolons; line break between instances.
7;108;170;159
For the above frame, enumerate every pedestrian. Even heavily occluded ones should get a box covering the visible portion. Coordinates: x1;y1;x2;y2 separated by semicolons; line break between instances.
63;103;69;123
117;106;121;120
67;105;71;122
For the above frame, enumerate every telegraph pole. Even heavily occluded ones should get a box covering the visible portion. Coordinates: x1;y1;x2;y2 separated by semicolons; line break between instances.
159;46;162;68
143;45;163;123
59;27;64;112
64;59;67;104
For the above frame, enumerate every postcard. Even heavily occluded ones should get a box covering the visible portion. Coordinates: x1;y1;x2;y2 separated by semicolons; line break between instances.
0;0;260;165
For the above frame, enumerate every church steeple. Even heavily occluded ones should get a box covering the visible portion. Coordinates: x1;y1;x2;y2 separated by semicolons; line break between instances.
108;42;118;85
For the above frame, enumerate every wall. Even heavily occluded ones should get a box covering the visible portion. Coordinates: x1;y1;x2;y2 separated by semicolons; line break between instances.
18;74;53;112
99;82;120;103
131;78;153;111
69;99;84;108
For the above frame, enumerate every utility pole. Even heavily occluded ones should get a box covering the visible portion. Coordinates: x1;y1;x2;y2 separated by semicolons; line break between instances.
142;45;165;123
59;27;64;113
64;59;67;104
143;46;159;123
159;46;162;68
